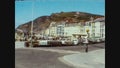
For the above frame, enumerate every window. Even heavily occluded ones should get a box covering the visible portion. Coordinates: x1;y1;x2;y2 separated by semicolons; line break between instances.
93;26;96;28
89;23;91;26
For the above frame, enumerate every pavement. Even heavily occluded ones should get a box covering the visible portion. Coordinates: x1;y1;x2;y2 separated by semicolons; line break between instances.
60;49;105;68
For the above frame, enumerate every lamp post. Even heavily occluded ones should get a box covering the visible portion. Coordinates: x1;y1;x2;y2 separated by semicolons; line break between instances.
30;1;34;47
84;29;89;52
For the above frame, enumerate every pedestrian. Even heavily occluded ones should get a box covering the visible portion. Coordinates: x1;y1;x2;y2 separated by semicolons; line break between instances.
82;36;89;53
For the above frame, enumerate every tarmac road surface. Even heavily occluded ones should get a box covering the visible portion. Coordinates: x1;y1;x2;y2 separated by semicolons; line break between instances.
15;42;105;68
15;49;74;68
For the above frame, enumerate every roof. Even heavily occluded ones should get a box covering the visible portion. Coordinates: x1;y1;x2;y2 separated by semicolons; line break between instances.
16;29;23;33
94;17;105;22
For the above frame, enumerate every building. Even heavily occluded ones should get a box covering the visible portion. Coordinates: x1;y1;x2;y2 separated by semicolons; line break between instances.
94;17;105;38
83;17;105;38
44;17;105;40
15;29;25;41
44;22;58;36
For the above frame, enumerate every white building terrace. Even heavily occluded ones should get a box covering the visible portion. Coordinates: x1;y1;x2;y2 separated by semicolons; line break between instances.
44;17;105;40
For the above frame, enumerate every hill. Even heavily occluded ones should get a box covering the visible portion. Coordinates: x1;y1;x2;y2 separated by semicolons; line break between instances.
16;11;104;33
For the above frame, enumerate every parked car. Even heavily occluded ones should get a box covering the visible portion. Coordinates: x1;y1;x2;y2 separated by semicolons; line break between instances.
100;38;105;42
61;38;73;46
24;36;39;47
72;39;79;45
24;40;39;47
88;37;101;43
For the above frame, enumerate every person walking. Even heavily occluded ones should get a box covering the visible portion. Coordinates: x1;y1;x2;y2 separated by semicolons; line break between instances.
82;36;89;53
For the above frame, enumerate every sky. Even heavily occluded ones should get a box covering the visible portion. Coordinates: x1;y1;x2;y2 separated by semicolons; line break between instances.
15;0;105;28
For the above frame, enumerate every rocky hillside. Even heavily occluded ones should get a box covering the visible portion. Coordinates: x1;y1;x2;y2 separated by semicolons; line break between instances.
16;11;104;33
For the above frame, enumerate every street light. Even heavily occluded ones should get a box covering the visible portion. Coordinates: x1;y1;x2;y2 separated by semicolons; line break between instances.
30;1;34;47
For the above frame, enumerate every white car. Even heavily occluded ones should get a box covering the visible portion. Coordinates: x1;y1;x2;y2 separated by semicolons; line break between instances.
73;39;79;45
61;39;73;46
88;37;102;43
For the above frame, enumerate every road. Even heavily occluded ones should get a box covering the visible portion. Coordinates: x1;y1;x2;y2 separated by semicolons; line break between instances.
15;49;74;68
15;42;105;68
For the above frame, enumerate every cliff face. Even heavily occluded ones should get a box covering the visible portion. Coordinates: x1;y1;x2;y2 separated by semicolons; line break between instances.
16;11;104;33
